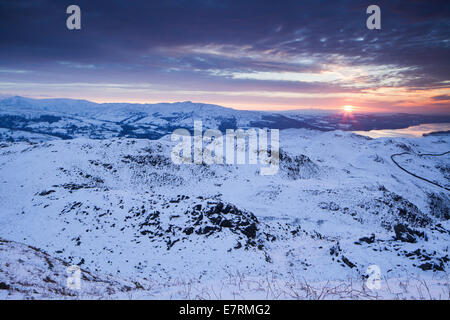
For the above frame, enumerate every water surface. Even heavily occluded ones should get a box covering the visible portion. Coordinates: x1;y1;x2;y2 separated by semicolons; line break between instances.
353;123;450;138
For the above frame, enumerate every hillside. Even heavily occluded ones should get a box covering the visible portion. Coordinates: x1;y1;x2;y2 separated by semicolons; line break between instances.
0;128;448;299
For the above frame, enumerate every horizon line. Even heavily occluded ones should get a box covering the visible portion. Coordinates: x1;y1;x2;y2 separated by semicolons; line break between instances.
1;95;449;116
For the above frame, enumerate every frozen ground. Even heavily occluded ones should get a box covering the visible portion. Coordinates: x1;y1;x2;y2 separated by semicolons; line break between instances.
1;237;449;300
0;129;449;299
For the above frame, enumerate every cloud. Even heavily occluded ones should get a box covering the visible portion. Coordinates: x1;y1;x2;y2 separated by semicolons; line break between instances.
0;69;30;74
0;0;448;112
432;94;450;101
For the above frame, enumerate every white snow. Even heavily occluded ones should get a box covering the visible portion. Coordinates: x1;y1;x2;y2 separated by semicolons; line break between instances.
0;127;448;299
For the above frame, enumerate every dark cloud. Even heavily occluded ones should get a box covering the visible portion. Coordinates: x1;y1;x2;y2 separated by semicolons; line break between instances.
432;94;450;101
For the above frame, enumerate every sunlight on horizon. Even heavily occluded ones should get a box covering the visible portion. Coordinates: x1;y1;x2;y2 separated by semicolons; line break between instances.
343;105;354;112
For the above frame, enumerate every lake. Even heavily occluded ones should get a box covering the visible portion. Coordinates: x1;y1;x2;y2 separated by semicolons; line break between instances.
353;122;450;138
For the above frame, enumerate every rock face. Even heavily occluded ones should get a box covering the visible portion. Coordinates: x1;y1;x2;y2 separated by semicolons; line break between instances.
279;150;320;180
136;200;270;251
428;192;450;220
393;224;426;243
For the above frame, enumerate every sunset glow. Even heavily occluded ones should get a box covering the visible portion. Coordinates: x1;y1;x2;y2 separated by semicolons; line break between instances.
343;105;354;113
0;1;448;114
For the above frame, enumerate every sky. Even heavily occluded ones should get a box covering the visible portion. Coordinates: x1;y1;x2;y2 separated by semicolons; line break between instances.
0;0;449;113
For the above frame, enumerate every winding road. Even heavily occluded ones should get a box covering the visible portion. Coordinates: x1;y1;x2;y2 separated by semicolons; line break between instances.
391;151;450;191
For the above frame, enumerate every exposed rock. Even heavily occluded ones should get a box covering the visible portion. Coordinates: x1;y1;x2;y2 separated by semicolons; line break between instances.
319;202;340;211
279;150;319;180
341;256;356;269
358;234;376;244
394;224;426;243
428;192;450;220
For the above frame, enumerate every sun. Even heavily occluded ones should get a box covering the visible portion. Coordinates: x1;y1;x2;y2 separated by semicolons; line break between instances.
343;105;354;112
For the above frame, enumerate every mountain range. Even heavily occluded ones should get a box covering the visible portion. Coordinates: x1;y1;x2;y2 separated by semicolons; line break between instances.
0;96;449;142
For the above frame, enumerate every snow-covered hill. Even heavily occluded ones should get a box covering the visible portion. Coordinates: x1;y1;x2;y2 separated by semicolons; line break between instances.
0;128;448;299
1;96;449;142
0;237;146;299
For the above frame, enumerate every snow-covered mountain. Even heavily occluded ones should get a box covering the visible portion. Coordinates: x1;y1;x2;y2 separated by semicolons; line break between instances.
1;96;449;142
0;125;448;299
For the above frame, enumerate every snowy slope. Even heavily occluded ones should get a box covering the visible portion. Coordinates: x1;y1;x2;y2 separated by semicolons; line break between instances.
2;237;448;300
0;237;148;299
0;128;448;299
